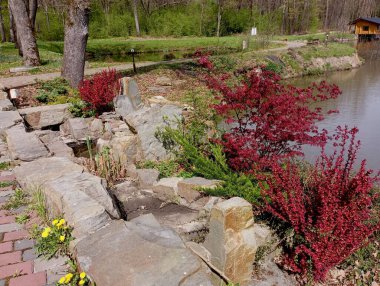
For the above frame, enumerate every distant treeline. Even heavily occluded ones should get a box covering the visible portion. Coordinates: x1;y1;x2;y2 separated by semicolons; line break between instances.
1;0;380;41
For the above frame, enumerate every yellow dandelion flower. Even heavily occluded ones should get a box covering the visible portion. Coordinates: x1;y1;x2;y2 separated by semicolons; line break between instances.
52;219;59;226
59;219;66;225
79;280;85;285
58;277;66;284
44;227;51;233
41;231;49;238
65;273;73;283
79;272;86;279
59;235;65;242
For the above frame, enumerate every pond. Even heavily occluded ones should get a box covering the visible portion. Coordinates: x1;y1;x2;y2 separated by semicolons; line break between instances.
292;42;380;170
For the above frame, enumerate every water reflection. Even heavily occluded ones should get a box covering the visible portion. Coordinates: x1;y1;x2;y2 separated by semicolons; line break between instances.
294;42;380;170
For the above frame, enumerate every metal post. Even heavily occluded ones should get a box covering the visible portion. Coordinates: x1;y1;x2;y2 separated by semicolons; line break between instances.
131;49;137;73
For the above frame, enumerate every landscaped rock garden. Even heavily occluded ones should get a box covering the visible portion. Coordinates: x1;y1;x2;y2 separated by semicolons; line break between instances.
1;60;378;286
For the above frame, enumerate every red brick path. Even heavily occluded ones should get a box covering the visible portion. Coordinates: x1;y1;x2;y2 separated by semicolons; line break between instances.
0;172;47;286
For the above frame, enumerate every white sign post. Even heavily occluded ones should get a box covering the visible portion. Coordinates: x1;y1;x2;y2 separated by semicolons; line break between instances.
251;27;257;36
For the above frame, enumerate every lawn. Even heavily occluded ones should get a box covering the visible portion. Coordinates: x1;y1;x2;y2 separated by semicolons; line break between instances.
273;31;356;42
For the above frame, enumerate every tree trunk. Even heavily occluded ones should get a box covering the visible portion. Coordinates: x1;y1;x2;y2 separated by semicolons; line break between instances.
216;0;222;37
132;0;141;36
324;0;329;30
9;0;40;65
29;0;37;31
62;0;90;88
0;3;6;42
8;2;15;42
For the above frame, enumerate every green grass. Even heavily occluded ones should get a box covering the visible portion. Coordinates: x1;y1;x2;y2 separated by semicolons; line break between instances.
0;162;10;171
273;31;356;42
299;43;356;60
1;188;28;210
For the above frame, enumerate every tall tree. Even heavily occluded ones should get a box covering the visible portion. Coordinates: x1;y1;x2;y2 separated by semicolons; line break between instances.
28;0;37;31
0;0;6;42
62;0;90;88
8;0;40;66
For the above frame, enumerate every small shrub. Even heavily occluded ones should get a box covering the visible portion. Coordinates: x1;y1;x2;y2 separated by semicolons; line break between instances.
35;218;73;259
262;126;380;281
264;61;283;74
78;69;121;115
163;53;176;60
35;78;70;104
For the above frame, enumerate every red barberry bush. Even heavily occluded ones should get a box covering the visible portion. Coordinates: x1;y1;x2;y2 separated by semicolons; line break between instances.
198;56;341;172
79;69;121;115
262;126;380;281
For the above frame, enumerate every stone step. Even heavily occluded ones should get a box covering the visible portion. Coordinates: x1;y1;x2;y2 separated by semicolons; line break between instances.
0;111;23;135
5;125;49;162
0;99;15;111
75;215;213;286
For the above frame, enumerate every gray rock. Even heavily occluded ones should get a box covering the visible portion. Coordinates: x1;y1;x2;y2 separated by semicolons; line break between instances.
0;91;7;100
110;134;142;165
14;239;34;250
22;249;36;261
155;76;172;86
114;77;143;118
178;177;221;203
0;111;23;135
19;104;71;129
112;180;139;202
34;255;69;273
136;169;160;188
89;118;103;138
0;99;15;111
6;125;49;161
124;104;182;160
47;138;74;159
14;157;120;220
153;177;183;202
60;118;92;140
75;218;212;286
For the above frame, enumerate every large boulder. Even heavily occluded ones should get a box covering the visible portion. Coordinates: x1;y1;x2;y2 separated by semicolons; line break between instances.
0;99;15;111
5;125;49;161
14;157;120;220
60;118;103;141
124;104;182;161
75;216;213;286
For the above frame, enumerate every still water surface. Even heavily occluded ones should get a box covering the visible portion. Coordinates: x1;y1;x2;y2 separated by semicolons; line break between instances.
292;43;380;170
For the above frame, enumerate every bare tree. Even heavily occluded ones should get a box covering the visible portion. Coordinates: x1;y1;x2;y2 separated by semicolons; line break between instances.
8;0;40;66
29;0;38;31
132;0;141;36
216;0;222;37
62;0;90;88
0;0;6;42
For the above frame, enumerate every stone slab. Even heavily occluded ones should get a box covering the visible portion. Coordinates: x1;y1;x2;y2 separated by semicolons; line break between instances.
75;219;212;286
0;112;23;135
0;100;15;111
6;126;49;161
19;104;71;129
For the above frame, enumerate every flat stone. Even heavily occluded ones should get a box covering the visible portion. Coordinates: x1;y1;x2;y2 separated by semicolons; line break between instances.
60;118;92;140
136;169;160;188
0;223;22;233
110;134;142;165
9;66;38;73
15;157;119;219
114;77;143;118
22;249;36;261
0;99;15;111
75;219;212;286
34;256;68;272
153;177;183;202
124;104;182;161
19;104;71;129
0;112;23;135
46;138;74;158
14;239;34;251
155;76;172;86
0;190;14;197
178;177;221;203
6;126;49;161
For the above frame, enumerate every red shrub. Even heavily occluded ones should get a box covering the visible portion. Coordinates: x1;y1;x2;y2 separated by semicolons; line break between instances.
262;126;380;281
79;69;121;114
198;56;341;172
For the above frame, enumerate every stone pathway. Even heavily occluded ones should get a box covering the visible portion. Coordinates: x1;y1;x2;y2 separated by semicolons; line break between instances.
0;171;67;286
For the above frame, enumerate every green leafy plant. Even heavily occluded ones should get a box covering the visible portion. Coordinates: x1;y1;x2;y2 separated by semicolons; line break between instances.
35;218;74;259
1;188;27;210
35;78;71;104
0;162;10;170
15;213;30;224
138;160;186;178
0;181;15;188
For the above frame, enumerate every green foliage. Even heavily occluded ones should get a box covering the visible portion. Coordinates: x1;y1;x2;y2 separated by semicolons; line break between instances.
56;260;90;285
0;181;15;188
157;126;261;204
1;188;27;210
15;213;30;224
35;78;71;103
138;160;194;179
210;55;238;72
34;218;73;259
0;162;10;170
264;61;283;74
30;188;49;224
